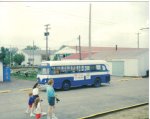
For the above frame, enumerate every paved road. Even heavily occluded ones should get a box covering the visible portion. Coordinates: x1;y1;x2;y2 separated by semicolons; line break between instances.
0;77;148;119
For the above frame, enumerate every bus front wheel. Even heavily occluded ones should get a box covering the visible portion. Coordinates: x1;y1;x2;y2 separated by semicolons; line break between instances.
93;78;101;87
62;81;71;91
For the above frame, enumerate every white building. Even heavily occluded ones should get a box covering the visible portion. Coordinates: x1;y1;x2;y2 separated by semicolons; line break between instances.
90;48;149;77
0;62;3;82
60;46;149;77
19;50;55;66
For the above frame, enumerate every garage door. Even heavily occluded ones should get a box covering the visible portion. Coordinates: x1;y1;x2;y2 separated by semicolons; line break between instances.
112;61;124;76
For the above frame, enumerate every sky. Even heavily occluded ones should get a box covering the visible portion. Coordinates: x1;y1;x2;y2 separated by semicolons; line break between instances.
0;1;149;50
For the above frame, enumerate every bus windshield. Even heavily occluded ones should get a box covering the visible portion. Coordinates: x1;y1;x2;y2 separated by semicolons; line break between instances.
38;67;50;75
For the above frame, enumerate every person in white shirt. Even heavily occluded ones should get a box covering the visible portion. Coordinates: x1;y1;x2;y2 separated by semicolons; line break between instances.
30;82;40;117
33;82;39;97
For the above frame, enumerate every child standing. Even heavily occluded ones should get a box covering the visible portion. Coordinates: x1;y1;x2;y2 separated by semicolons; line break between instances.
26;92;34;114
34;97;42;119
47;79;58;119
30;82;40;117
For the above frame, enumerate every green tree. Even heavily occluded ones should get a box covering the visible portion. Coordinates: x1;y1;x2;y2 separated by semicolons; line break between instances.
24;45;40;50
0;47;10;65
53;55;59;61
3;55;10;65
13;53;25;65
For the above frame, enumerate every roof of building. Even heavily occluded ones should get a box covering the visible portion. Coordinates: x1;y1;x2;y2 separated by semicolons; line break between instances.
90;48;149;60
58;45;148;53
55;47;76;54
21;49;56;55
68;45;141;52
62;46;149;60
62;52;96;60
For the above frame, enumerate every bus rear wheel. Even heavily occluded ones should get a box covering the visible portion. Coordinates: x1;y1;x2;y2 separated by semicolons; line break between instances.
93;78;101;87
62;81;71;91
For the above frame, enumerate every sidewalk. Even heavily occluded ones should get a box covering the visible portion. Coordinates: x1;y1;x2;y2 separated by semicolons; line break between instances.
0;77;36;91
94;105;148;119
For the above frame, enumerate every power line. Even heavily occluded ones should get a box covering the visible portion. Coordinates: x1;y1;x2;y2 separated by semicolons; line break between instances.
29;6;115;25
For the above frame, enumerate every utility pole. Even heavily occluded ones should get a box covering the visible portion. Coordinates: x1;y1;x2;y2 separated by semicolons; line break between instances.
44;24;50;61
137;27;149;49
88;3;92;59
9;45;11;67
137;33;140;48
32;41;34;67
49;48;51;60
78;35;81;60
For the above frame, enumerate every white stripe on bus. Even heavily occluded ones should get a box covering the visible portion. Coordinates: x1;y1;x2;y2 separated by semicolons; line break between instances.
37;72;109;79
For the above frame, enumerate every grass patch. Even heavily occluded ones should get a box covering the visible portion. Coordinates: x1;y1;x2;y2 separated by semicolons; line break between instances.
11;68;38;81
11;73;37;81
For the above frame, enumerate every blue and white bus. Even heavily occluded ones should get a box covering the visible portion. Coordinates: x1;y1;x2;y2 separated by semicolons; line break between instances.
37;60;110;90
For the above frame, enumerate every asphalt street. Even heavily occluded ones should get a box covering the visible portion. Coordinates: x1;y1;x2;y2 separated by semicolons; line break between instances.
0;76;148;119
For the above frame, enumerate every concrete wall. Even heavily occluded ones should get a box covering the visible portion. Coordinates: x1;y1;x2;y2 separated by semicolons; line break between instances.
21;53;42;66
110;59;139;76
110;56;148;77
107;62;112;75
33;55;42;65
0;62;3;82
124;59;138;76
137;51;149;76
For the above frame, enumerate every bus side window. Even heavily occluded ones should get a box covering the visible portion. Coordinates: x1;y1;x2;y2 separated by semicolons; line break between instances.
55;67;60;74
50;67;55;75
96;65;101;71
101;65;106;71
55;69;60;74
75;66;78;73
77;65;80;72
70;66;75;73
60;66;65;74
66;66;71;73
81;66;84;72
50;67;54;75
85;66;90;72
90;65;96;71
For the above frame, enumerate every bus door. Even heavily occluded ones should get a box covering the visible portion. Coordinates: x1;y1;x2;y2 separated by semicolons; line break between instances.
84;65;92;85
71;65;85;86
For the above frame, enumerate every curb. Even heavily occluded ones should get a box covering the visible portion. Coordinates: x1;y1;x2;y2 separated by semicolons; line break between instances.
0;88;32;94
0;90;11;94
19;88;32;91
78;102;148;119
120;79;129;81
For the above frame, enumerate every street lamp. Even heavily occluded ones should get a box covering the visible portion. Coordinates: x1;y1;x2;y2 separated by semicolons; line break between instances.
44;24;50;61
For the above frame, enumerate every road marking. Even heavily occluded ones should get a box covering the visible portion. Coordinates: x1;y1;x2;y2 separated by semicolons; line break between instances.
0;88;32;94
132;77;143;80
78;102;148;119
120;79;129;81
118;77;144;82
19;88;32;91
0;90;11;93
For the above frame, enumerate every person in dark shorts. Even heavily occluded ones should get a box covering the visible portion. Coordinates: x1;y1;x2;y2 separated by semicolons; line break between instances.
30;82;40;117
46;79;58;119
25;92;34;114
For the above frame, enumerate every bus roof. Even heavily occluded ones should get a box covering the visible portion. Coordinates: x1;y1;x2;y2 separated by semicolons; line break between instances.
41;60;107;66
